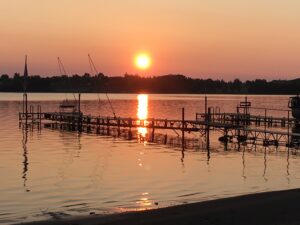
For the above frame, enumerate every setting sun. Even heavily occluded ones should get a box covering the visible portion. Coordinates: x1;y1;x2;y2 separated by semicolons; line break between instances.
135;54;151;70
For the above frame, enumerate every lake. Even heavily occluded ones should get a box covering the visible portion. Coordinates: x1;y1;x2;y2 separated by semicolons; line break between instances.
1;93;300;225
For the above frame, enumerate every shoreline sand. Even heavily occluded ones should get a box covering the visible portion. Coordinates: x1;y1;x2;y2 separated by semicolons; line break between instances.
18;188;300;225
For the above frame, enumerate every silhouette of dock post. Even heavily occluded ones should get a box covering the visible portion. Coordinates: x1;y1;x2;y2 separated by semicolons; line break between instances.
29;105;34;123
77;93;82;132
264;108;267;144
151;119;155;142
203;95;210;150
128;118;132;140
96;118;100;134
206;108;211;150
164;134;168;145
22;56;29;123
205;95;208;115
22;93;28;122
37;105;42;129
117;117;121;136
107;117;110;135
288;110;290;148
182;108;185;150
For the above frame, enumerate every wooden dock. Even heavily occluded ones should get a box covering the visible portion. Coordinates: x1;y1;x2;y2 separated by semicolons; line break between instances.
196;112;295;128
19;109;300;149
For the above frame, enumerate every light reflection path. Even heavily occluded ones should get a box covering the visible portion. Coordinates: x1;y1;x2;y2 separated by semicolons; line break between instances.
136;192;152;210
137;94;148;140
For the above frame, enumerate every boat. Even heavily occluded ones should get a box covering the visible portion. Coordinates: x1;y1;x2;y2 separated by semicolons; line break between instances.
58;93;82;116
56;57;82;116
59;99;78;114
288;94;300;119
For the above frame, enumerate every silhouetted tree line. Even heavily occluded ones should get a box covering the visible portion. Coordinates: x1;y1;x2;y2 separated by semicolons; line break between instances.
0;73;300;94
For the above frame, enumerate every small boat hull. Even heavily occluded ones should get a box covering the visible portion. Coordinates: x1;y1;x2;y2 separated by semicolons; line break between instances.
292;108;300;119
289;96;300;119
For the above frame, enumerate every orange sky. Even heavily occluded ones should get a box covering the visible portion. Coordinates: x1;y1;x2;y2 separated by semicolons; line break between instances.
1;0;300;80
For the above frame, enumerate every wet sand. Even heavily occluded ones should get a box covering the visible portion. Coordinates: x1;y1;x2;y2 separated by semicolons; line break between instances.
18;188;300;225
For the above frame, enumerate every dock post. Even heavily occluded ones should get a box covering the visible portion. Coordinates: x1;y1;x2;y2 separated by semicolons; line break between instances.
87;116;91;133
205;95;208;115
164;134;168;145
107;117;110;135
77;93;82;132
22;56;28;122
243;97;246;126
182;108;185;150
224;128;228;151
128;118;132;140
236;105;239;126
38;105;42;129
78;93;81;115
117;117;121;136
264;108;267;142
151;119;155;142
206;108;211;150
30;105;34;123
288;110;290;148
23;93;28;120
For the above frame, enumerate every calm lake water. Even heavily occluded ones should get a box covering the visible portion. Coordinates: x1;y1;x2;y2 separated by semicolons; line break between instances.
1;93;300;224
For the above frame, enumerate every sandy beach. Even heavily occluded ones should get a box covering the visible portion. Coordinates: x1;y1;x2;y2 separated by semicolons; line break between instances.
18;188;300;225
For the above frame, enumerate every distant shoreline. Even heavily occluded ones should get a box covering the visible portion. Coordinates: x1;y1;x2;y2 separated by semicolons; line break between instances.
1;74;300;94
18;188;300;225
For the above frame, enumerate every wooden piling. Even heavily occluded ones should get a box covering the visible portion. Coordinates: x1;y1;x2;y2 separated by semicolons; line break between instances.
117;117;121;136
182;108;185;150
107;117;110;135
77;93;82;131
128;118;132;140
288;111;290;148
206;108;211;150
164;134;168;145
151;119;155;142
205;95;208;115
264;108;267;142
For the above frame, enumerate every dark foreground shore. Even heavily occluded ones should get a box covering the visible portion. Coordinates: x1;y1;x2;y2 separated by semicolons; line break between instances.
18;189;300;225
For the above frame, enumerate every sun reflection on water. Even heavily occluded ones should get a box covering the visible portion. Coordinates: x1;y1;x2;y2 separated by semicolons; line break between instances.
136;192;152;209
137;94;148;139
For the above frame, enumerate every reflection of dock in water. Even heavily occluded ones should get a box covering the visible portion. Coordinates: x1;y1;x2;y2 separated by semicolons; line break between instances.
22;125;29;192
20;123;34;193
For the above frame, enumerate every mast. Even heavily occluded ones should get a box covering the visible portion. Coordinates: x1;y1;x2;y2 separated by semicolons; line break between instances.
57;57;68;76
57;57;78;103
88;54;116;118
23;55;28;117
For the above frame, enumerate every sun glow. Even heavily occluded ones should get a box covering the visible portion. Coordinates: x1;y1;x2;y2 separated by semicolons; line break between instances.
135;54;151;70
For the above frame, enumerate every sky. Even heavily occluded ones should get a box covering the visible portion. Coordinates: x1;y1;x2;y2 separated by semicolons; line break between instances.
0;0;300;80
